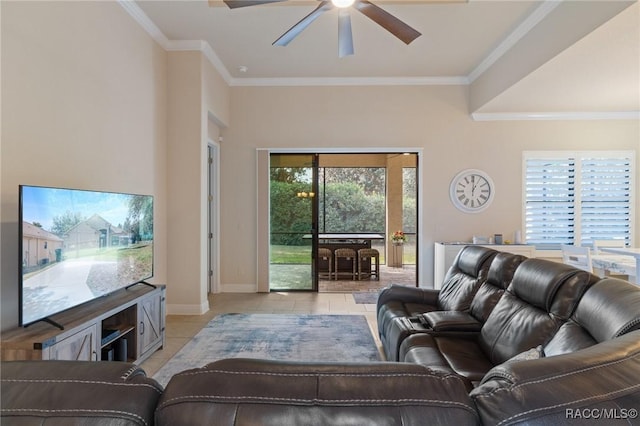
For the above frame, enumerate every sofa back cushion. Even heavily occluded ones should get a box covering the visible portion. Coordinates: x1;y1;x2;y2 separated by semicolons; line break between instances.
471;330;640;426
469;252;526;323
508;259;597;320
156;358;480;426
574;277;640;340
479;259;596;364
0;361;162;426
438;246;497;311
545;277;640;356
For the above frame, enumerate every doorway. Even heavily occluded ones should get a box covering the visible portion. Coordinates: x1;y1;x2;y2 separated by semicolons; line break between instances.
269;154;318;291
265;151;419;292
208;143;220;293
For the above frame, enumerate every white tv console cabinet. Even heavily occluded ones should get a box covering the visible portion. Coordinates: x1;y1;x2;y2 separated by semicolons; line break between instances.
434;243;536;289
1;284;165;363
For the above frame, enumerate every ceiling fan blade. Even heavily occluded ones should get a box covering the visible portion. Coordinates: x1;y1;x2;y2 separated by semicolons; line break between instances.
223;0;287;9
338;10;354;57
273;1;332;47
354;0;421;45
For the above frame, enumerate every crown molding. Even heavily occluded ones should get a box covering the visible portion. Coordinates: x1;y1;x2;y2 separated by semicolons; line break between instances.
118;0;545;88
165;40;234;84
119;0;636;121
118;1;234;85
471;111;640;121
118;0;169;48
229;76;468;87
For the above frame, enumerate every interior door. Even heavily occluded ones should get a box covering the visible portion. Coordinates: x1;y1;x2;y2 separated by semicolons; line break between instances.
269;154;318;291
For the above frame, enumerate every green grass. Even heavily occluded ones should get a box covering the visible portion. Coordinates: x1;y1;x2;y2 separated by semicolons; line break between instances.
271;245;311;264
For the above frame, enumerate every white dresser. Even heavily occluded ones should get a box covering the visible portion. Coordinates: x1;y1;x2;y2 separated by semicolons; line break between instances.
434;242;536;289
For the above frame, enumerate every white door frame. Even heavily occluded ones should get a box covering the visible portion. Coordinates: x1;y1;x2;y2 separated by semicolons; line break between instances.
256;147;424;292
208;141;221;293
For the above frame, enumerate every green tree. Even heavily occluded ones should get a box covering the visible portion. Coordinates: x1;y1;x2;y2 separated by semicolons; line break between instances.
322;168;385;195
270;167;310;184
127;195;153;241
51;211;83;236
270;181;313;245
321;183;385;233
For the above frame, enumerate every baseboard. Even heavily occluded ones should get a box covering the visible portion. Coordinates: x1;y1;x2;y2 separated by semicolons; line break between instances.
166;301;210;315
220;283;257;293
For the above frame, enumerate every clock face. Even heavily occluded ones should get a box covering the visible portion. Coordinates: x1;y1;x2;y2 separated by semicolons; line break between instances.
450;169;494;213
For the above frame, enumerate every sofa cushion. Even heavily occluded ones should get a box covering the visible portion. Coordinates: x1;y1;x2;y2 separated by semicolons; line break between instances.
0;361;162;426
420;311;482;332
471;330;640;426
544;277;640;357
507;259;595;319
573;277;640;341
479;292;563;365
479;259;597;365
469;252;526;323
543;321;597;356
399;334;487;390
156;358;479;426
438;246;497;311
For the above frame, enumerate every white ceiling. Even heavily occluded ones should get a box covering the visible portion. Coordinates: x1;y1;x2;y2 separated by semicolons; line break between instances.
132;0;640;117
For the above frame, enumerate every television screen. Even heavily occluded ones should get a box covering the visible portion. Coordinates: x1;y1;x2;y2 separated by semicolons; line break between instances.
19;185;154;326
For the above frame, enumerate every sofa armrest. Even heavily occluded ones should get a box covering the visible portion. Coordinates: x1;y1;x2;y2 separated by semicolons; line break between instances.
420;311;482;332
1;361;162;426
377;284;439;313
156;358;479;426
470;330;640;426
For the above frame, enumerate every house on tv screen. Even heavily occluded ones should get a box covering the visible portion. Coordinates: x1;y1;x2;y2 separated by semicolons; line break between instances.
64;214;131;250
22;222;63;270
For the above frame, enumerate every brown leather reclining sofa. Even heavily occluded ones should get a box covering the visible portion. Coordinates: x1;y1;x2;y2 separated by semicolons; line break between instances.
2;247;640;426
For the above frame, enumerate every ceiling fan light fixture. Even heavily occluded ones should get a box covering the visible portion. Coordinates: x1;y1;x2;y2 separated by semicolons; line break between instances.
332;0;355;8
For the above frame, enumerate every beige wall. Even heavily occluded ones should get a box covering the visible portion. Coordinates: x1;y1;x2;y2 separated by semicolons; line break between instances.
0;1;168;330
165;50;230;313
1;1;637;328
223;85;639;288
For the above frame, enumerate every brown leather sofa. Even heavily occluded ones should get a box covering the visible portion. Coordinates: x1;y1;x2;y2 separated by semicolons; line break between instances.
377;245;498;360
383;251;526;361
155;358;478;426
0;360;162;425
2;254;640;426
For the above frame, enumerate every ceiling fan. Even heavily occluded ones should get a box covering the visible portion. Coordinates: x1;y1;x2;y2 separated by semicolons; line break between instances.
220;0;421;57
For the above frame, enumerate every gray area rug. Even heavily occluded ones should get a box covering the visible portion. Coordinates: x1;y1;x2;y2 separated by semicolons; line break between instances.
352;291;380;304
153;313;381;387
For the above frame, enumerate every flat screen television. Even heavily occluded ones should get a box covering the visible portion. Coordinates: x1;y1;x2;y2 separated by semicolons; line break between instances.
19;185;154;327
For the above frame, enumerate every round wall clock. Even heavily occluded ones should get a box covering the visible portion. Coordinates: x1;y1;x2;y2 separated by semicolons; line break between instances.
449;169;495;213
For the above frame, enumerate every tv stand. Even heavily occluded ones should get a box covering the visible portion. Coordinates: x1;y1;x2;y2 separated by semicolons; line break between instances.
26;317;65;331
1;285;165;363
128;280;157;290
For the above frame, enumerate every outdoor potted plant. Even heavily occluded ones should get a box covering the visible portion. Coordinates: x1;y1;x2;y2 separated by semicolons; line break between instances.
390;231;406;267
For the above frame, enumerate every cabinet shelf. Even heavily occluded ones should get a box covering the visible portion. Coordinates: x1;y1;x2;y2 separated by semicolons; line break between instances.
100;326;135;349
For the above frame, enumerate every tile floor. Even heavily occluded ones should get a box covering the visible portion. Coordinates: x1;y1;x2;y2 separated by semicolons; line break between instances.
139;291;384;377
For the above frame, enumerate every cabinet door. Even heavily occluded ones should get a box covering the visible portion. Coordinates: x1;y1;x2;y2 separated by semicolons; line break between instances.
138;290;165;357
48;324;98;361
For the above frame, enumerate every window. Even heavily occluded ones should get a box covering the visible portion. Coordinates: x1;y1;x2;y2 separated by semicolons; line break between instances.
523;151;635;249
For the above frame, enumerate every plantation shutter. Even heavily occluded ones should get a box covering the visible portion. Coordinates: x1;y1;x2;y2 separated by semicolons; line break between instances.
524;152;634;249
524;158;575;247
579;157;632;246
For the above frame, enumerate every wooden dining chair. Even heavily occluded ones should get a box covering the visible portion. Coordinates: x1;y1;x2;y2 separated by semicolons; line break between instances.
560;244;593;273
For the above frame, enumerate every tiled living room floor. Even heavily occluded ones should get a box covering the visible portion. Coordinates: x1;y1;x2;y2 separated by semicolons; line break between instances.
140;292;385;377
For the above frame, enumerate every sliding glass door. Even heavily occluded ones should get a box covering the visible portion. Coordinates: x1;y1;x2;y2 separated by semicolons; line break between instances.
269;154;318;291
